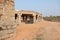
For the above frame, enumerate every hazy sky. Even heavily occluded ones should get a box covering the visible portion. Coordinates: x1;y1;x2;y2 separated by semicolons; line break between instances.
15;0;60;16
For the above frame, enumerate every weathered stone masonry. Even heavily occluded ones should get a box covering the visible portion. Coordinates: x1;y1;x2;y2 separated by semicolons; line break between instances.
0;0;43;40
0;0;16;40
15;10;43;24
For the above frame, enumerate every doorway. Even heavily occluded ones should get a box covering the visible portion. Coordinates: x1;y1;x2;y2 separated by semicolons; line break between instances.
15;14;18;20
21;14;33;24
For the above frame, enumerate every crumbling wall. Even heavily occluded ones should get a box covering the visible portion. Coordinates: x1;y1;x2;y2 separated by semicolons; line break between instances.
0;0;16;40
0;18;16;40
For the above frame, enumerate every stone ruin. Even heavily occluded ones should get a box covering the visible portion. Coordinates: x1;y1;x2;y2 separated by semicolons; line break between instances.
0;0;16;40
0;0;43;40
0;19;16;40
15;10;43;24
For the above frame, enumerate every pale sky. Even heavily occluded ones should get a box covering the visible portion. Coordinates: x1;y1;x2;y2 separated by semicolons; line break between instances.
15;0;60;16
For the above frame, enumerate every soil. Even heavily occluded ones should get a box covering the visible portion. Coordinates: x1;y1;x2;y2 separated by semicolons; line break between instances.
12;21;60;40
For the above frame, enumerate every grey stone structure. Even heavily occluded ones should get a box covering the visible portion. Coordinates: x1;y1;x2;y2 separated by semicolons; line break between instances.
15;10;43;24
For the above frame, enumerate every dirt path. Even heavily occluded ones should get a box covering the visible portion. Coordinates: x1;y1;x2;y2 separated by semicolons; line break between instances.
13;21;60;40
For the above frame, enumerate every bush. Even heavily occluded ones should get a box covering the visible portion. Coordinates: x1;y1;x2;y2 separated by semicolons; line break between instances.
43;16;60;22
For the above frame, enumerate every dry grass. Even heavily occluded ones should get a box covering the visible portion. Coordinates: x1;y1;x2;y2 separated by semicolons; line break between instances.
13;21;60;40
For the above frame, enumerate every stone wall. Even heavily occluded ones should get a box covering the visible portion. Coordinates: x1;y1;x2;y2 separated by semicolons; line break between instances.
0;0;16;40
4;0;15;20
0;0;15;21
0;19;16;40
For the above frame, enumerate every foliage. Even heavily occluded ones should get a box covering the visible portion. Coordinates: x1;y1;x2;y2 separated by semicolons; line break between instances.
43;16;60;22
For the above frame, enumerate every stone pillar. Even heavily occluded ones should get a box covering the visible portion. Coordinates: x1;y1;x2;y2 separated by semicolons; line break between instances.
41;15;43;21
33;15;36;23
18;14;21;25
38;15;40;22
36;15;39;22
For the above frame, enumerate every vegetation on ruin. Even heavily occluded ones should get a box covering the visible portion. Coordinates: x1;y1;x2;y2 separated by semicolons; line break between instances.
43;16;60;22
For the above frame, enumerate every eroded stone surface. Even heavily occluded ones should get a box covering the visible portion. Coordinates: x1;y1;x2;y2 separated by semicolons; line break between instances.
0;19;16;40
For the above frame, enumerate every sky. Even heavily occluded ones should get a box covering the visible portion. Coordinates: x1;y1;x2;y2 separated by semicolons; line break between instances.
15;0;60;16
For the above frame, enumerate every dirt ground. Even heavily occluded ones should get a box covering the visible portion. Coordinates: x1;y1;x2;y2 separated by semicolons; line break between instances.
12;21;60;40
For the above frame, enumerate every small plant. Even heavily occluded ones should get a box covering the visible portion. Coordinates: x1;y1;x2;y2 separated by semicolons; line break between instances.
33;34;44;40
